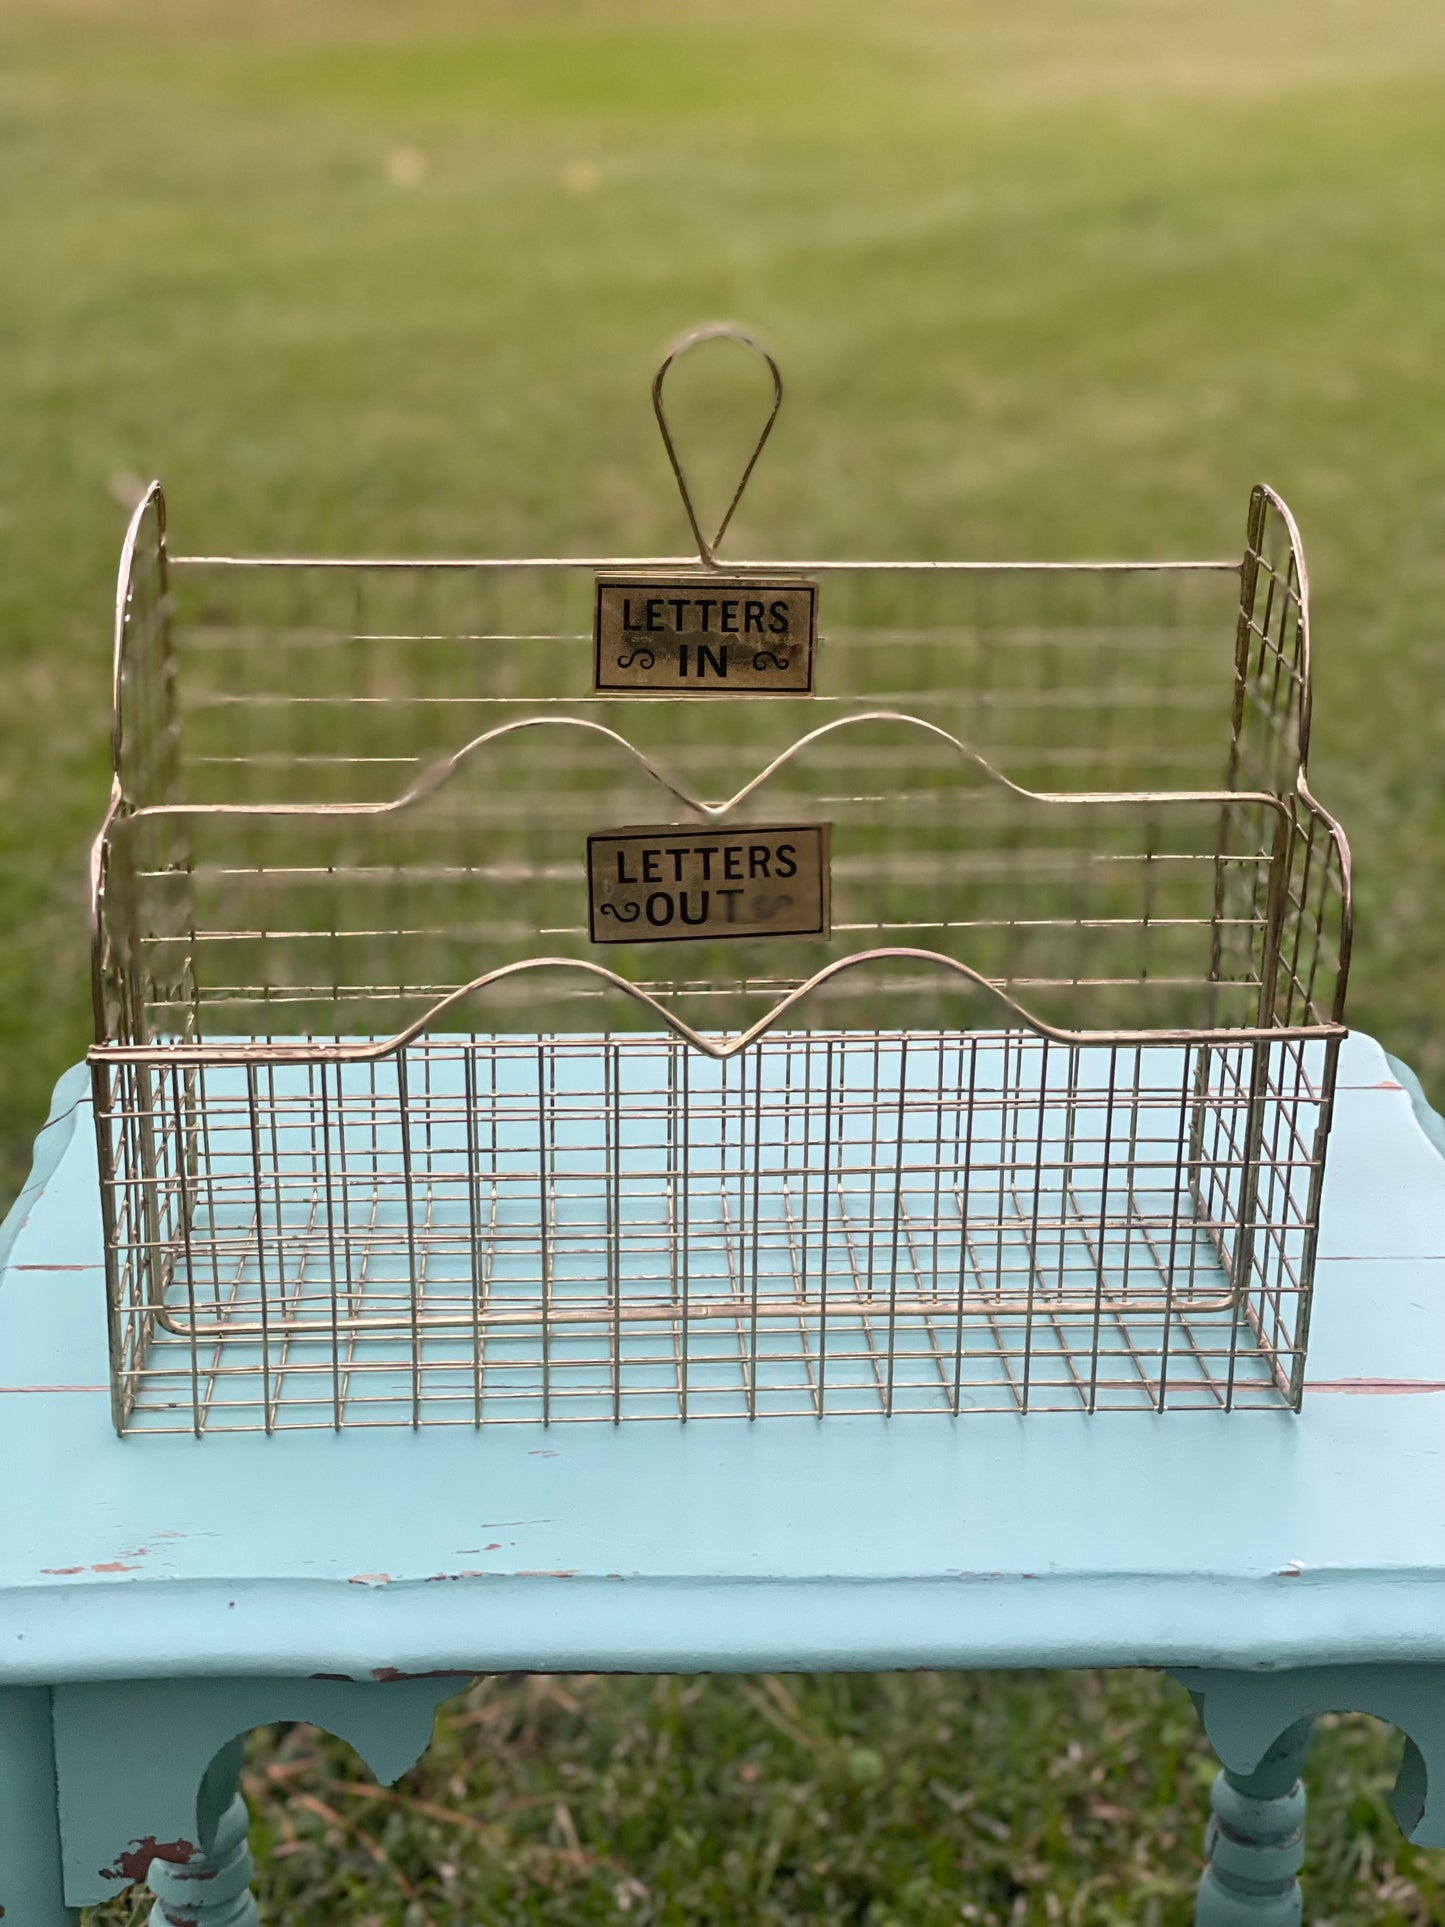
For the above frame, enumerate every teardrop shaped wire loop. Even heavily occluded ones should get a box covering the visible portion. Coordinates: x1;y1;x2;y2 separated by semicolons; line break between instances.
651;323;784;568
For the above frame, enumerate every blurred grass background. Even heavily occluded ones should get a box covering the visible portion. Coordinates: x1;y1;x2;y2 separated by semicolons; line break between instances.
1;0;1442;1919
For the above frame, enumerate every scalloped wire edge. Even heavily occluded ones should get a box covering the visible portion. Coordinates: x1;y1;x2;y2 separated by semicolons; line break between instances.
89;945;1344;1070
117;707;1297;825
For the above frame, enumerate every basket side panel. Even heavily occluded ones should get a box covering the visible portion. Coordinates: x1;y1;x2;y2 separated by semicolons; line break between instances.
113;486;180;812
1274;787;1352;1031
1228;487;1310;799
1188;1035;1331;1410
95;1057;196;1432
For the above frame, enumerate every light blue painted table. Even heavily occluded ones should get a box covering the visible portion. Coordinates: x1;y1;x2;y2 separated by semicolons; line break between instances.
2;1030;1443;1925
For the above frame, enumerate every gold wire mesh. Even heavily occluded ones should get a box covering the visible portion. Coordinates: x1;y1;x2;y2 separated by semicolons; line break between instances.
91;473;1351;1435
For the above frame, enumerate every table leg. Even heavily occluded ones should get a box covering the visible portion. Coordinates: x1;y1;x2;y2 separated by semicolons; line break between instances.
1195;1714;1312;1927
1176;1663;1445;1925
0;1685;79;1926
144;1736;258;1927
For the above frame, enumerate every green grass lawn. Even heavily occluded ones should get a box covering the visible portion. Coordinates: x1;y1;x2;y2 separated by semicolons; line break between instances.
3;0;1444;1918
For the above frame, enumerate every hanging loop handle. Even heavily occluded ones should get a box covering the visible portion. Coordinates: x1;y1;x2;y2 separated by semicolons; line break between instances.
652;324;783;568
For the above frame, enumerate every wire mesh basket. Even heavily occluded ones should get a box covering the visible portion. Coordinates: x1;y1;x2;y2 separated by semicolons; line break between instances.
90;331;1352;1435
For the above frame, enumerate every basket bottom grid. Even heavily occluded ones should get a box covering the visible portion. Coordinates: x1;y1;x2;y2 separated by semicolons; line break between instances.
109;1032;1318;1431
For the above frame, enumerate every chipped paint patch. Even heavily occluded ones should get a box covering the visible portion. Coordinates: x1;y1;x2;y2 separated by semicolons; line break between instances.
44;1559;148;1576
42;1558;146;1576
347;1572;393;1586
100;1838;196;1882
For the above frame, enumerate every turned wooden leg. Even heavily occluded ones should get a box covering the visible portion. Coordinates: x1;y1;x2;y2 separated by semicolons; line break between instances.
0;1685;79;1926
145;1737;258;1927
1195;1714;1313;1927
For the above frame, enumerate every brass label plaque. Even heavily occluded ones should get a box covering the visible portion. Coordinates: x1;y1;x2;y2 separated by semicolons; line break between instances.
593;577;817;695
587;824;831;944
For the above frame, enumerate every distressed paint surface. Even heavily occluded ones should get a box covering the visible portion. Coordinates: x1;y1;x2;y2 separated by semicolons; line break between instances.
144;1791;257;1927
0;1032;1441;1688
51;1677;456;1907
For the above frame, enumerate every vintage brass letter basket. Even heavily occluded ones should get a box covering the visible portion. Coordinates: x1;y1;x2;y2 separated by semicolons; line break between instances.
90;330;1351;1434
